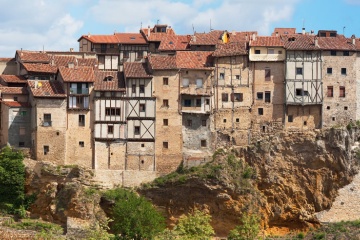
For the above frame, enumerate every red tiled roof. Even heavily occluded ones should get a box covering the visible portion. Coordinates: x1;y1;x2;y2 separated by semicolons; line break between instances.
283;35;320;50
52;56;98;68
176;51;213;69
213;42;248;57
1;101;30;108
141;26;176;42
115;33;147;44
16;50;50;63
190;30;223;45
158;35;189;51
78;34;119;43
148;55;177;70
229;31;257;43
250;36;284;47
77;58;98;67
0;87;28;94
58;66;95;82
22;63;57;74
317;36;356;50
0;58;15;62
94;71;125;91
272;28;296;36
27;80;66;98
355;38;360;50
124;62;152;78
0;75;27;83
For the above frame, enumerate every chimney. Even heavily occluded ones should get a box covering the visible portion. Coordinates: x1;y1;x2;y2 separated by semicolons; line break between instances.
314;36;319;47
232;30;236;36
68;62;74;68
70;48;74;52
245;34;248;41
352;34;356;45
35;80;38;89
302;27;305;35
252;33;256;41
87;32;91;38
148;25;150;37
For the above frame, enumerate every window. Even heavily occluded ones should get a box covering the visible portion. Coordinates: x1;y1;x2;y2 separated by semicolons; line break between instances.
105;108;121;116
258;108;263;115
184;99;191;107
255;49;261;54
235;75;240;80
43;114;51;127
327;68;332;74
344;106;348;110
79;141;84;147
108;125;114;134
304;121;307;126
222;93;228;102
219;73;225;80
288;115;293;122
123;51;129;59
201;140;207;147
13;96;18;101
327;86;333;97
257;92;263;100
202;120;207;126
196;99;201;107
296;67;303;75
327;106;330;110
187;119;192;127
296;89;309;96
163;141;168;149
132;84;136;93
343;51;350;56
267;49;274;54
233;93;243;102
163;119;168;126
196;79;203;88
341;68;347;75
339;86;345;97
236;118;240;122
182;78;189;87
134;126;140;135
139;85;145;93
332;117;336;121
139;104;146;112
44;145;49;155
205;99;210;105
163;77;168;85
79;115;85;126
330;50;336;56
19;127;25;135
19;142;25;147
223;119;227;123
137;51;143;59
163;99;169;107
265;91;271;103
20;111;27;116
265;68;271;81
110;44;114;48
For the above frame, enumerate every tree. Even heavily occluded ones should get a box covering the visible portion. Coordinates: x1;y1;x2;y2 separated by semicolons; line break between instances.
0;146;25;212
109;188;165;240
228;213;261;240
172;209;215;240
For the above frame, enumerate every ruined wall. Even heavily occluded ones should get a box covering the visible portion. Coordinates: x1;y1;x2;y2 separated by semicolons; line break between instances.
285;105;322;130
322;51;357;127
94;141;126;170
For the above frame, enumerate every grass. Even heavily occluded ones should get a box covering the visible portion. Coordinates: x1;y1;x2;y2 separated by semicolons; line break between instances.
4;219;63;235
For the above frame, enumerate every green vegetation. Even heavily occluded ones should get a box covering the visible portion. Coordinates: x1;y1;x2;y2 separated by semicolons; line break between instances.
307;220;360;240
103;188;165;240
228;213;261;240
156;209;215;240
0;146;27;215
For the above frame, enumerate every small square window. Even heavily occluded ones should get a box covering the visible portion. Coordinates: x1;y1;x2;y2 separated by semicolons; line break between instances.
163;77;168;85
235;75;240;80
163;119;168;126
141;144;145;147
288;115;293;122
343;51;349;56
258;108;263;115
341;68;347;75
132;84;136;93
139;85;145;93
332;117;336;121
163;99;169;107
327;106;330;110
19;142;25;147
219;73;225;80
205;99;210;105
201;120;207;126
201;140;207;147
344;106;348;110
13;96;18;101
108;125;114;134
304;121;307;126
139;104;146;112
79;141;84;147
79;114;85;126
236;118;239;122
327;68;332;74
163;141;168;149
296;68;303;75
222;93;228;102
44;145;49;155
331;50;336;56
134;126;140;135
223;119;227;123
255;49;261;54
257;92;263;100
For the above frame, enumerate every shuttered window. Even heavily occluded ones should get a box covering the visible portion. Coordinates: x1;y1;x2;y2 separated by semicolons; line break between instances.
339;87;345;98
327;86;333;97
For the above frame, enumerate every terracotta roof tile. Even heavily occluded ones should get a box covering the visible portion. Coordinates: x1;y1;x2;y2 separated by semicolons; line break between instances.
59;66;95;82
355;38;360;50
115;33;147;44
77;58;98;67
16;50;50;63
22;63;57;74
250;36;284;47
272;28;297;36
27;80;66;98
176;51;213;69
148;55;177;70
158;35;189;51
94;71;125;91
78;34;119;44
190;30;223;45
317;36;356;50
1;101;31;108
53;56;77;67
283;35;320;50
124;62;152;78
0;58;15;62
213;42;248;57
0;75;27;84
141;26;176;42
0;87;28;94
229;31;257;43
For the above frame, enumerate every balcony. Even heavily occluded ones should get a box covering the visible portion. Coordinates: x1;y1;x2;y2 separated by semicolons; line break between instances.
91;47;119;54
69;96;89;110
181;96;211;114
249;53;285;61
69;88;89;95
180;85;212;96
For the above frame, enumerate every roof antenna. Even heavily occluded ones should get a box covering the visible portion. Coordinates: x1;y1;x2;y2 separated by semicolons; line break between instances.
210;19;213;32
343;26;346;35
192;24;195;34
157;19;159;25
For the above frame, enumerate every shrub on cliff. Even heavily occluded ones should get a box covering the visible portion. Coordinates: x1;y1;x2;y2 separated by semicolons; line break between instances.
228;213;261;240
0;146;25;213
106;188;165;240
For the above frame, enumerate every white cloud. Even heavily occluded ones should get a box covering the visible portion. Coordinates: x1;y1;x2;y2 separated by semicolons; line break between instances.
344;0;360;5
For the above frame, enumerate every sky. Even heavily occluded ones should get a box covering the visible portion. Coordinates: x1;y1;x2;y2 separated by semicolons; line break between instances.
0;0;360;57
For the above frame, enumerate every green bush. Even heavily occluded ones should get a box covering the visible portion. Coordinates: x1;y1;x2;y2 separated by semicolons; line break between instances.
228;213;261;240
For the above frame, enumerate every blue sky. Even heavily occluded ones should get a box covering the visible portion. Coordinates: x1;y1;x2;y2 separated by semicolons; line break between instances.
0;0;359;57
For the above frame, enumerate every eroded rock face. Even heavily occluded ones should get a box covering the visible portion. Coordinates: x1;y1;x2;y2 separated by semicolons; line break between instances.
141;129;360;236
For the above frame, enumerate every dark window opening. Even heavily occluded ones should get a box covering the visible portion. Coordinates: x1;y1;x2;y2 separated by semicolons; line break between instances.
265;91;271;103
341;68;347;75
201;140;207;147
236;118;240;122
108;125;114;134
258;108;263;115
163;99;169;107
79;115;85;126
163;119;168;126
163;77;168;85
257;92;263;100
184;99;191;107
79;141;84;147
344;106;348;110
44;145;49;155
134;126;140;135
343;51;350;56
330;50;336;56
339;86;345;97
296;67;303;75
288;115;293;122
327;68;332;74
163;142;168;149
139;85;145;93
327;86;333;97
105;108;121;116
255;49;261;54
222;93;228;102
139;104;146;112
196;99;201;107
